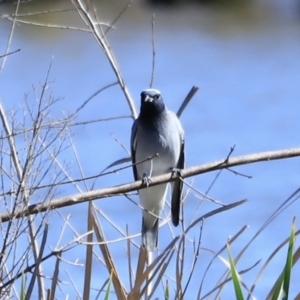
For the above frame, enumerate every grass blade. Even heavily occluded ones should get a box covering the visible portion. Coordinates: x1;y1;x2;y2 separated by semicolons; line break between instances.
282;218;295;299
269;218;296;300
104;272;113;300
20;271;25;300
227;243;244;300
164;280;169;300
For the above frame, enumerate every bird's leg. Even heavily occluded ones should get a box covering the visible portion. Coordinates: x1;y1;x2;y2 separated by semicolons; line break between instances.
142;173;152;187
171;167;183;178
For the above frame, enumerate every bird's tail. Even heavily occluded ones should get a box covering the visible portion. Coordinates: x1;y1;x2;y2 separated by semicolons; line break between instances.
142;218;159;252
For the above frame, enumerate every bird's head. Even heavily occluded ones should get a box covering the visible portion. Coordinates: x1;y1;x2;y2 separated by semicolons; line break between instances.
140;88;165;117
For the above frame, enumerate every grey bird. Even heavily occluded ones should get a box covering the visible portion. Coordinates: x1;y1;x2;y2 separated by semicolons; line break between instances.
131;88;185;251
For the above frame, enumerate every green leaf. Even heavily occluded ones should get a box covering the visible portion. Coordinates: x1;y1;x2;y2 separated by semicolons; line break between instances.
164;280;169;300
271;218;296;300
282;218;295;299
227;244;244;300
20;271;25;300
104;272;113;300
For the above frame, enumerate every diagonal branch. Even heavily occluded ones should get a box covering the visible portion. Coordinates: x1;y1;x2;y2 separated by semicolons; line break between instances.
71;0;137;119
0;147;300;222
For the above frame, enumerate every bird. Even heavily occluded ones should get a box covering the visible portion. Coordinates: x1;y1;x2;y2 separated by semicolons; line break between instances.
130;88;185;251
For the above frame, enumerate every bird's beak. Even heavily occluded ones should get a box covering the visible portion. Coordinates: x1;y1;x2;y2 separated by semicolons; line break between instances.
144;95;153;102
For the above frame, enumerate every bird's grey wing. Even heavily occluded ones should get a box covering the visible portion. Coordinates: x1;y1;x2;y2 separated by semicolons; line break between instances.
171;138;184;226
167;111;185;226
130;119;139;181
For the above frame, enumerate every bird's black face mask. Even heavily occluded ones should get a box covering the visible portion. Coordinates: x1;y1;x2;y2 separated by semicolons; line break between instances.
140;89;165;118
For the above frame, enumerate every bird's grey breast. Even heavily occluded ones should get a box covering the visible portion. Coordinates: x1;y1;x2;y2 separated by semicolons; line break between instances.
134;114;181;177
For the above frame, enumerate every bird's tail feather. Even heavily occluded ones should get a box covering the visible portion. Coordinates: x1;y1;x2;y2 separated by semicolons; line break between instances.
171;179;183;226
142;217;158;252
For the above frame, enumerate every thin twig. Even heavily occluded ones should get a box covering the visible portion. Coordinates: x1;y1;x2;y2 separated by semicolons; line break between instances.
201;144;237;199
149;13;155;88
2;8;76;17
110;133;130;156
0;49;20;59
183;180;225;207
73;82;118;115
25;223;48;300
227;168;252;178
1;15;111;31
0;115;130;140
0;249;63;292
104;0;133;34
181;219;204;299
198;225;249;298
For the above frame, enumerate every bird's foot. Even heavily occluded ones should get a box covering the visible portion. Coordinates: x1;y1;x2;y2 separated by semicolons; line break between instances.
142;173;152;187
171;168;183;178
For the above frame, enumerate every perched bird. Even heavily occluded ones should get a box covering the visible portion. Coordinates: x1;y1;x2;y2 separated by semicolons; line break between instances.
131;88;185;251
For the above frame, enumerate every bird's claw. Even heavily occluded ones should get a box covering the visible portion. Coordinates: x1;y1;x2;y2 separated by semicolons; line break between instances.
171;168;183;178
142;174;151;187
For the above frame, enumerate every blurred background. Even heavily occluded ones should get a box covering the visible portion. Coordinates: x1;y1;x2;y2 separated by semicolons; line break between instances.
0;0;300;298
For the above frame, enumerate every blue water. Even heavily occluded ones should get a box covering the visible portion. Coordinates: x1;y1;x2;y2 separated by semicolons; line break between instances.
0;0;300;298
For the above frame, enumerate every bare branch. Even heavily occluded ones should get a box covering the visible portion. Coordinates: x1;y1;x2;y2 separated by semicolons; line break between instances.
1;15;112;32
71;0;137;119
1;147;300;222
2;8;76;17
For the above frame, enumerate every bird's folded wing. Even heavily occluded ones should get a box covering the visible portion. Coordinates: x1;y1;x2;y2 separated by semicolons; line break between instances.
130;120;139;181
171;137;185;226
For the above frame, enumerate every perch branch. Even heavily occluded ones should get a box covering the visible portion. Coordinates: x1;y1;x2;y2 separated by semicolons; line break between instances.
0;147;300;223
